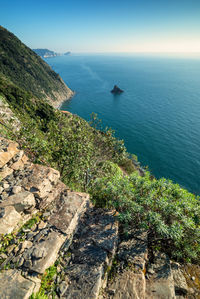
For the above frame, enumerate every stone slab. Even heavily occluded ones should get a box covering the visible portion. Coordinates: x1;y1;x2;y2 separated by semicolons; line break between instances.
49;191;89;234
0;191;36;213
0;269;35;299
21;164;60;198
145;252;176;299
108;270;146;299
27;231;65;274
62;208;118;299
0;205;22;234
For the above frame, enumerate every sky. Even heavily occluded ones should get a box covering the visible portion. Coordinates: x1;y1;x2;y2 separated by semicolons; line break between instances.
1;0;200;53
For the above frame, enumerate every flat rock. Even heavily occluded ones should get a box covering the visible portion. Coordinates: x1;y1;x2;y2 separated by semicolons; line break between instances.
21;164;60;198
11;152;28;170
171;262;188;296
62;208;118;299
0;166;13;179
49;191;89;234
0;191;36;213
145;252;176;299
38;180;67;210
28;231;65;274
0;205;22;234
108;270;146;299
0;139;19;168
117;229;148;271
0;269;35;299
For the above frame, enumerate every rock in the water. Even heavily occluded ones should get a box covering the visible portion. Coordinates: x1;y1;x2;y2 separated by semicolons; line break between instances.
111;85;124;94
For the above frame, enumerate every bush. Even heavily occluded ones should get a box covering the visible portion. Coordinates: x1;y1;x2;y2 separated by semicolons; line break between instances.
91;171;200;263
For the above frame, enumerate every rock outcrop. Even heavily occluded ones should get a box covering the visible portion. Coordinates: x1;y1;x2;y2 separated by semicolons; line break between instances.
111;85;124;94
0;137;198;299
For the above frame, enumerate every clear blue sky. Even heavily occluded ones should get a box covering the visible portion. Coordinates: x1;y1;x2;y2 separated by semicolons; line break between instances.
1;0;200;53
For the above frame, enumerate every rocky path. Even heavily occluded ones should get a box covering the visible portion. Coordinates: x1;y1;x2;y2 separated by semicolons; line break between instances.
0;137;198;299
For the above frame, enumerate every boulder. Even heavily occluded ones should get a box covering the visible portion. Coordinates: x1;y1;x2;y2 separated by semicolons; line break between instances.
111;85;124;94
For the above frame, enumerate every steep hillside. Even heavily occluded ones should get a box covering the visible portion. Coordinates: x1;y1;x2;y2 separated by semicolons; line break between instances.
0;26;73;107
0;27;199;299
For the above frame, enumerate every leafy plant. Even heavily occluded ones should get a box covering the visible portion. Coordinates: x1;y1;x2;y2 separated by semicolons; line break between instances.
91;171;200;263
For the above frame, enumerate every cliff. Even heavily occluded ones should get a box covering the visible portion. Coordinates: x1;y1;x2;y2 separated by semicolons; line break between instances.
0;27;199;299
0;26;73;108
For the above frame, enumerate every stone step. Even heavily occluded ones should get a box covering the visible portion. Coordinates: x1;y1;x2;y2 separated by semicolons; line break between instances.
145;252;176;299
58;208;118;299
105;229;148;299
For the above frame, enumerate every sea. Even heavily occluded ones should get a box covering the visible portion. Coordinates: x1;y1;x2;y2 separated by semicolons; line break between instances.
45;54;200;195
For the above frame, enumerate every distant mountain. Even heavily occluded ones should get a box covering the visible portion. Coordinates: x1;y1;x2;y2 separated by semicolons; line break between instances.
64;51;71;56
33;48;61;58
0;26;73;108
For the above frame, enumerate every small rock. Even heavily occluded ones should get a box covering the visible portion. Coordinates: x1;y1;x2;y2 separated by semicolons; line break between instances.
7;244;15;254
147;268;155;274
24;260;32;268
59;281;68;296
32;247;47;259
31;224;37;232
3;183;9;189
108;289;116;295
12;186;22;194
18;256;24;267
22;228;31;233
43;212;51;218
19;240;33;253
38;221;46;230
191;276;195;281
0;187;3;193
188;287;195;294
0;253;8;259
26;232;35;240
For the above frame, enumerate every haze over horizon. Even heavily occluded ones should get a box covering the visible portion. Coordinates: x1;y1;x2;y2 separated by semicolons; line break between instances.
1;0;200;54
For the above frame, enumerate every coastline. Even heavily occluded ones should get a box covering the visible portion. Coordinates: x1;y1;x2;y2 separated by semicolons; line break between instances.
46;88;75;109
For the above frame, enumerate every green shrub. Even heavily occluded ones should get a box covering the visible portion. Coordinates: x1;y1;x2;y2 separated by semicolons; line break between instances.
91;171;200;263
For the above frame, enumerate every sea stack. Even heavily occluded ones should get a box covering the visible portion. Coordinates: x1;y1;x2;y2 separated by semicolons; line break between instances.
111;85;124;94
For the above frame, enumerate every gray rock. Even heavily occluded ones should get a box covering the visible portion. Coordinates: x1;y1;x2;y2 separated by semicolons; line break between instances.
0;206;22;234
145;253;176;299
32;247;47;259
171;262;188;295
30;231;65;274
21;164;60;199
0;253;8;260
0;269;35;299
109;270;146;299
62;208;118;299
0;191;36;213
3;183;9;189
49;191;89;234
12;186;22;194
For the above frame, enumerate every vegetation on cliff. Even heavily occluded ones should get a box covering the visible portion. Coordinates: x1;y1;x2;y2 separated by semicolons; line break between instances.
0;26;72;105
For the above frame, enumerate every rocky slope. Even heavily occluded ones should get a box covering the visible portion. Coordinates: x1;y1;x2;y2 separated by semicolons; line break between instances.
0;26;73;108
0;137;199;299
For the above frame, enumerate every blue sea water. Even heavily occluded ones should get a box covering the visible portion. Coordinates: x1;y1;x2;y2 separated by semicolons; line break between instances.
46;54;200;195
